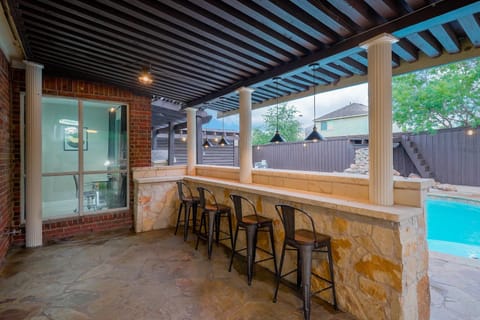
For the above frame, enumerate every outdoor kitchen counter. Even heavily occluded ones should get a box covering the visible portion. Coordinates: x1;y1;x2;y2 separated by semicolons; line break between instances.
132;165;430;320
183;174;429;320
184;176;422;223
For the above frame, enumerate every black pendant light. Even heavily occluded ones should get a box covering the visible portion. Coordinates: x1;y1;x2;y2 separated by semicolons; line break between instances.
270;77;285;143
202;131;213;148
219;116;230;146
305;63;325;142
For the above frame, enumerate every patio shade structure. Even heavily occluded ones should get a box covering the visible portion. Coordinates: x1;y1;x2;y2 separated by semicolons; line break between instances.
3;2;480;318
6;0;480;114
8;0;480;208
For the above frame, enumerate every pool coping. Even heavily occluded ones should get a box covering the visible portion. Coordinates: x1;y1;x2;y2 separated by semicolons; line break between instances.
429;251;480;267
427;193;480;206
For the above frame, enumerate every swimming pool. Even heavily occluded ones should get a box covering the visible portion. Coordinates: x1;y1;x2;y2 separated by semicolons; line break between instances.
426;197;480;259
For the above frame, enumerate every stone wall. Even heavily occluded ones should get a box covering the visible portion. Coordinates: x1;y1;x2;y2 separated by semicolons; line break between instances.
344;147;370;175
344;147;401;176
133;165;187;180
130;164;431;319
196;165;240;181
196;165;433;207
133;165;187;232
184;179;430;320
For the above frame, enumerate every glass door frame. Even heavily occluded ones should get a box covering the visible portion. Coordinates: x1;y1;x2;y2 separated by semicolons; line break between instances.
21;95;130;221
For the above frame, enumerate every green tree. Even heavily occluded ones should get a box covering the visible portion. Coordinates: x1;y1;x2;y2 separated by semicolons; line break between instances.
252;103;302;145
392;58;480;132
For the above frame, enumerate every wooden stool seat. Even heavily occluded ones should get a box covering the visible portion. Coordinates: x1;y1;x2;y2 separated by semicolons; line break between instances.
294;229;330;245
195;187;233;259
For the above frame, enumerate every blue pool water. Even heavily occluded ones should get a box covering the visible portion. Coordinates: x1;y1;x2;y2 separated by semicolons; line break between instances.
426;198;480;259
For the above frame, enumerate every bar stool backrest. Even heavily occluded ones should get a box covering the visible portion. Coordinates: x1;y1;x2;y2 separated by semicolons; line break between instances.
275;204;319;244
197;187;219;211
230;194;259;223
177;181;193;202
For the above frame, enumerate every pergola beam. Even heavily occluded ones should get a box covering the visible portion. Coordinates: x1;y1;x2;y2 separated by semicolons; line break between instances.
187;0;478;108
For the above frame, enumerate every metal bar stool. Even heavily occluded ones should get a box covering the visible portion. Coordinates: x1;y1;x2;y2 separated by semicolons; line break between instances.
229;194;278;285
174;181;199;241
195;187;233;259
273;204;337;320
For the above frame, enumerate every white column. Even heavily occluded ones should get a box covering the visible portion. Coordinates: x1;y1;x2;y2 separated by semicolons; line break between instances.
186;107;197;176
360;33;398;206
238;87;254;184
24;61;44;247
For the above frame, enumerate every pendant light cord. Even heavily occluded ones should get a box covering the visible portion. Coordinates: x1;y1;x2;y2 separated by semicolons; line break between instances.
276;79;279;131
312;65;316;125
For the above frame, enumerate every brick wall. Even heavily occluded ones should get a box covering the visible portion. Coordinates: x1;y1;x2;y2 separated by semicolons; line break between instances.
11;72;151;245
42;212;133;242
0;50;12;261
11;69;24;237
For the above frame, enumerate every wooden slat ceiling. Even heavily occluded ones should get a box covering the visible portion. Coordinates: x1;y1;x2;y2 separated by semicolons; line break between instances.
7;0;480;118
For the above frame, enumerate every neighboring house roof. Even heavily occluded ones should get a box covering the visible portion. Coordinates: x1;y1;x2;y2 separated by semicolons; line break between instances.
316;103;368;121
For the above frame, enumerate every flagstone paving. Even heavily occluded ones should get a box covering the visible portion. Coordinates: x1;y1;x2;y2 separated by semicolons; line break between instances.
1;228;479;320
0;229;352;320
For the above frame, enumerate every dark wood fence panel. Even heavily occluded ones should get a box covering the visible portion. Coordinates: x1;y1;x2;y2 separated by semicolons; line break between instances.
174;141;187;164
393;145;419;177
154;127;479;186
253;140;419;176
253;139;355;172
153;136;237;166
408;127;480;186
203;144;237;166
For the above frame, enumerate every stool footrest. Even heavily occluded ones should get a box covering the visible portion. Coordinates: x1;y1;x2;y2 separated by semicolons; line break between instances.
255;256;274;264
256;247;275;256
311;284;334;297
277;268;297;279
311;271;334;285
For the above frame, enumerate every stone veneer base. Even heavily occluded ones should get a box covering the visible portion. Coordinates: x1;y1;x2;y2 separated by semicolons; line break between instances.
132;165;431;320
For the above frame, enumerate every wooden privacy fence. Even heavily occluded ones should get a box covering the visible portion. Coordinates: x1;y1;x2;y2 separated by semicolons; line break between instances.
253;138;419;176
252;127;479;186
153;137;238;167
153;127;479;186
402;127;479;187
253;138;354;173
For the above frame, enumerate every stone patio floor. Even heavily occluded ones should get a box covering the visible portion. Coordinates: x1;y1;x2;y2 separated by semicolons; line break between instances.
0;229;353;320
0;228;479;320
429;251;480;320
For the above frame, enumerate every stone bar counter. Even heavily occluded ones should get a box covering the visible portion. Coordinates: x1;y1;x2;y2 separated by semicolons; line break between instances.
133;164;434;320
133;165;186;232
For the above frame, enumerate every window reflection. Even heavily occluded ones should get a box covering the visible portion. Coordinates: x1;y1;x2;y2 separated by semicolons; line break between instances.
41;98;128;219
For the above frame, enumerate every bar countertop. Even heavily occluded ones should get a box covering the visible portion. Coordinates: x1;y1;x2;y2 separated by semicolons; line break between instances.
184;176;422;223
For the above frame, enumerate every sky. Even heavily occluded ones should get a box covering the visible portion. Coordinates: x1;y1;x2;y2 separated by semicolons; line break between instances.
203;83;369;132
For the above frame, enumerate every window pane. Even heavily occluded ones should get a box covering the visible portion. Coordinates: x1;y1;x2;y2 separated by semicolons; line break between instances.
83;102;127;172
42;97;79;173
40;98;128;219
83;173;108;211
82;101;111;172
42;175;78;219
84;173;127;210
